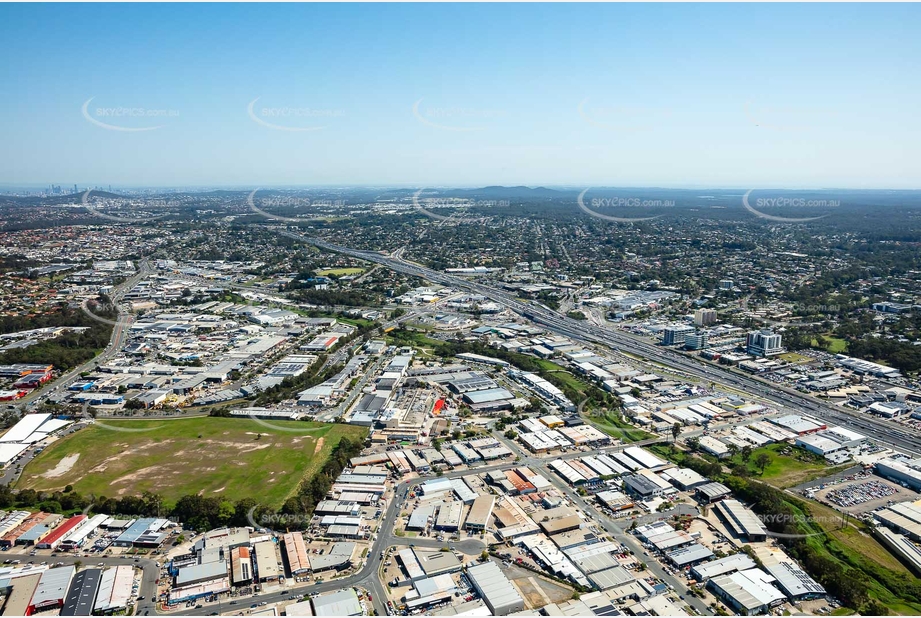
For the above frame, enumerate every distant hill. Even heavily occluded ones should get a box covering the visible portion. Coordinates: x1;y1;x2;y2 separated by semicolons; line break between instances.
449;186;565;199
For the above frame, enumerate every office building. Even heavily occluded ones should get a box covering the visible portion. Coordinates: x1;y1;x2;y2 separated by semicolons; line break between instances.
663;325;696;346
746;329;782;357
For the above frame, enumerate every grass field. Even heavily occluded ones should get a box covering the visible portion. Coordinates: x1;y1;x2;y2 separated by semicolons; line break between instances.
805;499;912;575
791;498;921;615
17;417;367;509
532;359;590;396
584;412;653;443
721;443;849;488
315;267;365;277
811;335;849;353
384;330;447;352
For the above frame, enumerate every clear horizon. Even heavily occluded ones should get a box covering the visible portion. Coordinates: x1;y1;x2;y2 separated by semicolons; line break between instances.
2;3;919;189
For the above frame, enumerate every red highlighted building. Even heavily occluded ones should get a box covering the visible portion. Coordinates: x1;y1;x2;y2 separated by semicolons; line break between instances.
37;515;86;550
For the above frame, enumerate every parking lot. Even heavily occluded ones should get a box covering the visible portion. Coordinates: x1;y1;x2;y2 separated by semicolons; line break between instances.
809;475;910;514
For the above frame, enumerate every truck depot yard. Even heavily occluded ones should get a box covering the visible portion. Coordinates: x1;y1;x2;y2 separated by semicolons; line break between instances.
16;417;367;508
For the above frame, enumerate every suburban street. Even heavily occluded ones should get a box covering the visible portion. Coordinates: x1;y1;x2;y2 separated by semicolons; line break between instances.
281;230;921;458
16;259;153;412
176;432;667;617
1;551;159;616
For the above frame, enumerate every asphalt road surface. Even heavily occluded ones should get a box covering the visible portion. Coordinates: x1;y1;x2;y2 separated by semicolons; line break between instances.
1;551;159;616
17;260;153;412
277;229;921;459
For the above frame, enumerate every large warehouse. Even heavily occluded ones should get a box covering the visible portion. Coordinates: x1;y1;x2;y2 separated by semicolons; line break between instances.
253;541;281;582
707;569;786;616
796;426;866;456
876;457;921;491
713;500;768;542
763;561;825;601
467;561;525;615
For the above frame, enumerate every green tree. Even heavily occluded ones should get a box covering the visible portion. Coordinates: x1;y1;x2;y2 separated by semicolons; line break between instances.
754;453;771;475
740;445;753;464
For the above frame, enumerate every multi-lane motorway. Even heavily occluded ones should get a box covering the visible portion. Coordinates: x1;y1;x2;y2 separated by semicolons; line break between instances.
19;233;915;615
278;230;921;458
16;260;152;412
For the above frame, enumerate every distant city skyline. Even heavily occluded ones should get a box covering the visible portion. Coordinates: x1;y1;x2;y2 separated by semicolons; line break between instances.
2;3;919;189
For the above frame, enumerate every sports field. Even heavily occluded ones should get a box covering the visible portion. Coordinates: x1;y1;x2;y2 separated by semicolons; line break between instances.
315;267;365;277
17;416;367;508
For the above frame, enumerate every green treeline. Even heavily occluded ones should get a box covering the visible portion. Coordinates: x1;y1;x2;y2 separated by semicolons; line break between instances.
0;436;365;533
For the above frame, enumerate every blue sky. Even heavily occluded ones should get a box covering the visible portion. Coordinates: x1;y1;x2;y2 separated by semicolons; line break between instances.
1;3;918;189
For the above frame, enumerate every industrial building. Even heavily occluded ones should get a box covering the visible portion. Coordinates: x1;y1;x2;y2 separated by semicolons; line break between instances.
587;565;636;591
876;458;921;491
282;532;311;575
253;541;282;582
175;561;228;588
29;566;76;613
622;446;667;470
666;543;715;568
707;569;786;615
874;500;921;541
434;502;464;531
467;561;525;615
61;568;102;616
795;426;866;456
714;500;768;542
875;526;921;575
59;513;109;551
0;572;41;616
112;517;170;547
763;561;826;601
690;553;757;582
465;495;495;531
415;548;463;578
311;588;363;616
93;566;134;614
309;542;355;572
696;482;732;503
230;546;253;586
622;473;665;499
595;490;634;511
37;515;86;550
769;414;826;435
697;436;731;459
